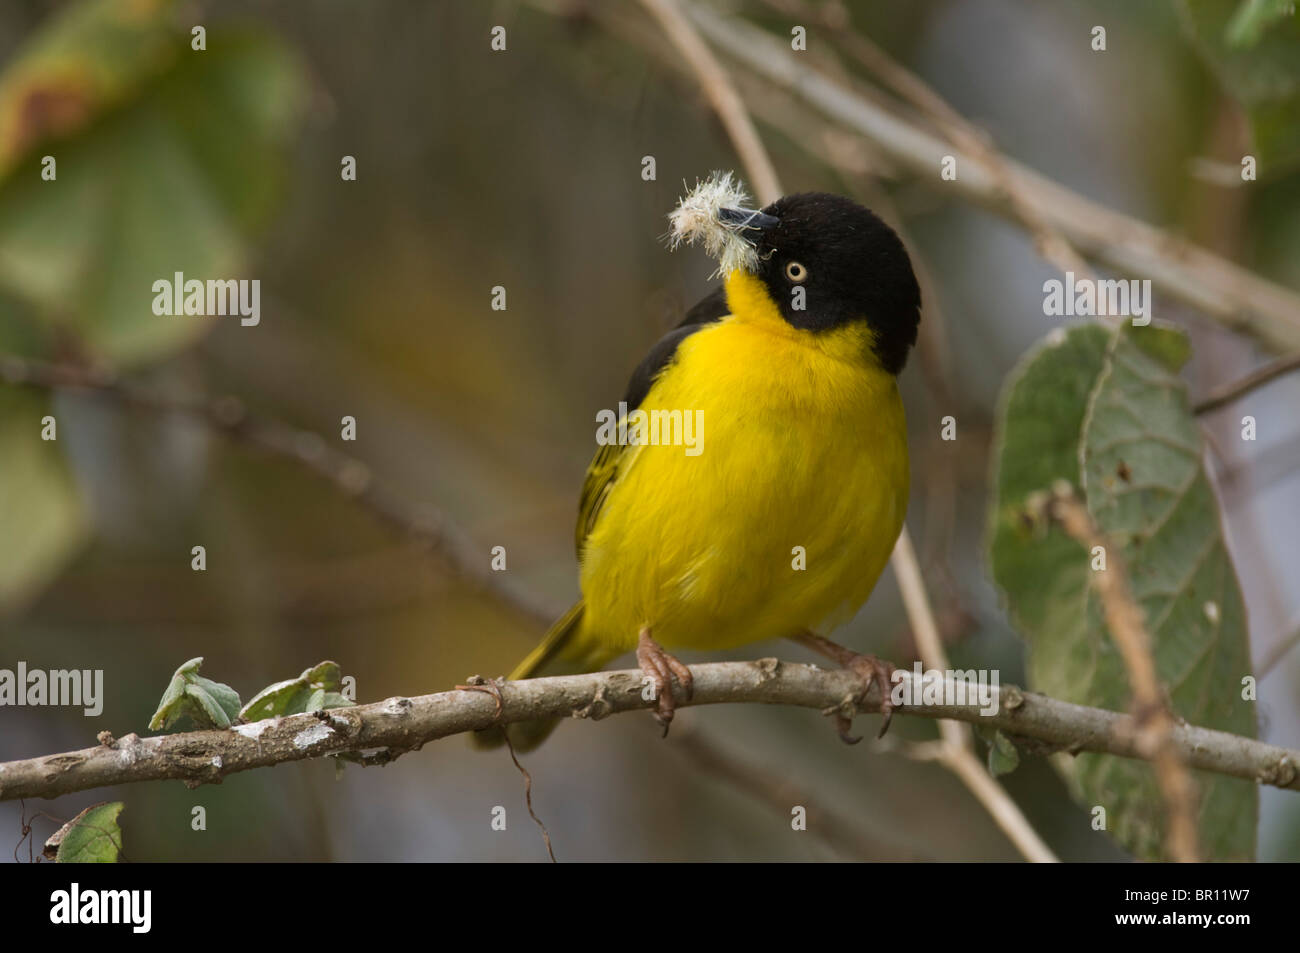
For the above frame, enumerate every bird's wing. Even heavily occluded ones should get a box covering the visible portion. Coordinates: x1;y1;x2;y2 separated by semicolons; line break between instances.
575;286;729;560
674;284;728;330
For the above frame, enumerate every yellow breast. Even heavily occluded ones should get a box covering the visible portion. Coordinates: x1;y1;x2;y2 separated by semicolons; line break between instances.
579;271;909;653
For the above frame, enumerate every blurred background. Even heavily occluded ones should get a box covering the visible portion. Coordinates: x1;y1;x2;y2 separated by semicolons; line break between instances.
1;0;1298;861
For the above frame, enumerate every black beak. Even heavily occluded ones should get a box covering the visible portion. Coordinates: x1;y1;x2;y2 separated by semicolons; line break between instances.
717;206;779;242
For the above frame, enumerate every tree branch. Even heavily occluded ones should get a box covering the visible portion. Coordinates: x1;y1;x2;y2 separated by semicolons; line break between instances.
2;662;1297;803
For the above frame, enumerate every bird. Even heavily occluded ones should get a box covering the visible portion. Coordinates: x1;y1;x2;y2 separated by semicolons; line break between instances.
476;173;921;751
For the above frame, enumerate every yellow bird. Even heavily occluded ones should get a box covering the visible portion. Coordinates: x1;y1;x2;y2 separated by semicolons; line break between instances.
480;175;919;750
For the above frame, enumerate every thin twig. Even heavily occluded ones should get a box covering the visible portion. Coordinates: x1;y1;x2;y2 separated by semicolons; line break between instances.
1193;351;1300;415
893;518;1058;862
1259;618;1300;679
502;730;556;863
905;741;1057;863
892;529;966;751
637;0;782;204
3;661;1297;803
1033;484;1201;863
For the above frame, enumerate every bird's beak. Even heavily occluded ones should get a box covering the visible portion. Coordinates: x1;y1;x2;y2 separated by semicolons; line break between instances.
717;206;779;243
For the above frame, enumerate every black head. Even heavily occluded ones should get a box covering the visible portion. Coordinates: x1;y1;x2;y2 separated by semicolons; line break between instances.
724;192;921;374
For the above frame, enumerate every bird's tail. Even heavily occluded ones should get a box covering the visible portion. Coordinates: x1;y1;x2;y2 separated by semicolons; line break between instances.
471;600;611;752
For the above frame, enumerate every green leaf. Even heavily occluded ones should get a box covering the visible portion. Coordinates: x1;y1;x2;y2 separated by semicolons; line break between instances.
989;322;1258;861
1177;0;1300;171
238;660;354;722
148;657;242;731
48;802;125;863
0;386;87;611
311;691;353;711
986;730;1021;778
0;0;181;178
0;4;308;366
236;677;304;721
1225;0;1297;47
989;324;1112;643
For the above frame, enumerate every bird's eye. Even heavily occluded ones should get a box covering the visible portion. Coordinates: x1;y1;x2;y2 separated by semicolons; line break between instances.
785;261;808;283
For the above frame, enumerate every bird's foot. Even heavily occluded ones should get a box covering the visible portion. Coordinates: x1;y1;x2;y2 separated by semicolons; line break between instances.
636;627;694;736
840;653;898;743
794;631;899;743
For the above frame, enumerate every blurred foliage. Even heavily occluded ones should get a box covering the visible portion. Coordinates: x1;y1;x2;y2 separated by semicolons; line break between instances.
0;0;178;178
989;323;1257;860
0;387;85;610
1178;0;1300;171
1225;0;1299;46
0;0;307;365
0;0;307;612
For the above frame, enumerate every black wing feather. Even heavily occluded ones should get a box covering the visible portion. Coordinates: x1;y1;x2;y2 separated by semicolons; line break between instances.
576;286;728;559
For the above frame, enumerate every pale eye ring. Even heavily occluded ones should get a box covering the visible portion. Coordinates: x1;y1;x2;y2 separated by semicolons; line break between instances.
785;260;808;283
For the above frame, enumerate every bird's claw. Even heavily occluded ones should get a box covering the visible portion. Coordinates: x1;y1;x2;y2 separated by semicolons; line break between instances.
637;628;693;735
795;631;899;742
846;653;898;739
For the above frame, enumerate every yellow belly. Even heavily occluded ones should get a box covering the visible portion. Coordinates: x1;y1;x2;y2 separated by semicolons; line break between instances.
578;302;909;654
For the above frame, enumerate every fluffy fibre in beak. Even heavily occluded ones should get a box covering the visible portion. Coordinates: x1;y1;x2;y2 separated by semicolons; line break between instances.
667;171;775;277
